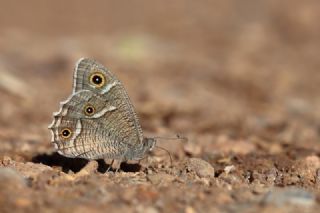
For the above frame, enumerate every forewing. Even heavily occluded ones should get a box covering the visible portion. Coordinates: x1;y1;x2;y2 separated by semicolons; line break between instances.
73;58;144;144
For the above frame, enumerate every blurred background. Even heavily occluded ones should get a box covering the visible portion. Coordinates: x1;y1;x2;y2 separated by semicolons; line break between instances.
1;0;319;150
0;0;320;211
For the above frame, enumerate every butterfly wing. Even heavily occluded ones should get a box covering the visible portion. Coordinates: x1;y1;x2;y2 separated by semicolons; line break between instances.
49;90;145;160
73;58;143;144
48;58;146;160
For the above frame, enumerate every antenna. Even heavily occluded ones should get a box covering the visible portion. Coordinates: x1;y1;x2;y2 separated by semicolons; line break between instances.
153;134;188;142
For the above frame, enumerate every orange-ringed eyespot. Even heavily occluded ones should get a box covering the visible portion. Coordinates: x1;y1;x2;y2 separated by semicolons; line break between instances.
89;72;106;88
61;128;72;139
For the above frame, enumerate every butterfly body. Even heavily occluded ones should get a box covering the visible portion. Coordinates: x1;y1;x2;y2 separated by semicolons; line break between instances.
49;58;155;161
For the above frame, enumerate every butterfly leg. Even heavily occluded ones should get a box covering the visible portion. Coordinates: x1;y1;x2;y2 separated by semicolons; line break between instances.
113;146;129;172
115;167;120;173
106;159;114;172
113;160;122;172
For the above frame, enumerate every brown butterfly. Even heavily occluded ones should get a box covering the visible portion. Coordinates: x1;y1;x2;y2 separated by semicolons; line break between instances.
48;58;156;163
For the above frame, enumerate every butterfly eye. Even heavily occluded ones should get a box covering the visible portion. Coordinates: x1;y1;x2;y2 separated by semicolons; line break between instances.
89;72;106;88
60;128;72;139
84;105;95;116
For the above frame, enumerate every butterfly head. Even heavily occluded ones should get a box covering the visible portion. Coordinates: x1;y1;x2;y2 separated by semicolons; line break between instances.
142;134;187;154
143;137;157;152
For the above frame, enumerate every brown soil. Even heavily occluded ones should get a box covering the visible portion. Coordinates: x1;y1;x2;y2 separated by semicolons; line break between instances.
1;1;320;212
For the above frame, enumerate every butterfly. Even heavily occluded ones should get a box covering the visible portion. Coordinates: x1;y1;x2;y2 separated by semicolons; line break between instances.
48;58;157;163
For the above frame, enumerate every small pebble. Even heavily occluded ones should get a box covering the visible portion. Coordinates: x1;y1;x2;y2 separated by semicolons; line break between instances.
184;142;202;156
252;184;268;194
262;187;315;207
0;167;27;190
224;165;235;174
75;161;98;178
13;162;52;179
147;173;175;185
185;206;196;213
187;158;215;178
265;168;277;185
294;155;320;182
1;156;13;166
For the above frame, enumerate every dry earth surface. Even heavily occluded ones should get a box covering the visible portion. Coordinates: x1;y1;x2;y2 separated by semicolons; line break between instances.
0;1;320;212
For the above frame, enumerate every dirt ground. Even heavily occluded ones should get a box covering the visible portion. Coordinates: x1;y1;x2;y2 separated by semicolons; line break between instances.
1;1;320;212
